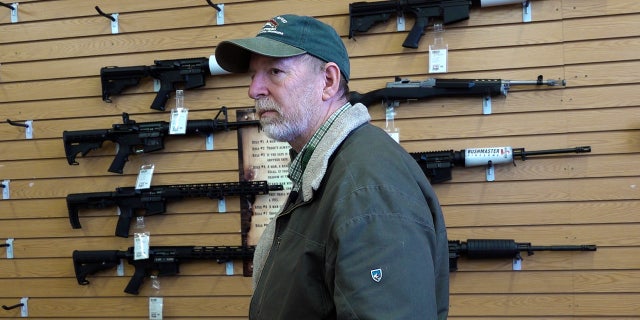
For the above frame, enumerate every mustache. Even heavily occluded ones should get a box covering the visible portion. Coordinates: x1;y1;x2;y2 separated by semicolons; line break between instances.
255;98;281;116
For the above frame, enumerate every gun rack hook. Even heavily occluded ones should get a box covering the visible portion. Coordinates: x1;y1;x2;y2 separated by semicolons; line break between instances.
0;2;14;10
6;119;29;128
1;303;23;311
95;6;116;22
205;0;221;11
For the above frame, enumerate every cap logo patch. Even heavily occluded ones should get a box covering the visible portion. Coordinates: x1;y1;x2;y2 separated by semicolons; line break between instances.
259;16;287;36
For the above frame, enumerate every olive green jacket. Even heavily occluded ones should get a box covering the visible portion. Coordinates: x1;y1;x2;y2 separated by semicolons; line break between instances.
250;103;449;319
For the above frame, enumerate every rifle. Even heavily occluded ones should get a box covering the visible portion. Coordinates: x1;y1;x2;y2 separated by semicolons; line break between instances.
63;107;259;174
349;76;564;111
349;0;530;48
73;245;255;295
411;145;591;183
101;55;229;111
449;239;597;271
67;180;283;238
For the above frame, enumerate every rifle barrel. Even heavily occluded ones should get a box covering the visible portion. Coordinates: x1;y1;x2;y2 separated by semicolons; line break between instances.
506;79;565;86
526;244;598;252
513;146;591;160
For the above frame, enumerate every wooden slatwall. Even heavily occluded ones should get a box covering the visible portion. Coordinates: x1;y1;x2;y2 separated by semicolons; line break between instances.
1;0;638;318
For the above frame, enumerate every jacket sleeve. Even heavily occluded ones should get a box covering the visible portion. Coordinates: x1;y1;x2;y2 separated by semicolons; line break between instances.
328;186;444;320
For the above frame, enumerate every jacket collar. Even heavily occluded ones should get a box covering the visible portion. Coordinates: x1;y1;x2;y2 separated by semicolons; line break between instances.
299;102;371;201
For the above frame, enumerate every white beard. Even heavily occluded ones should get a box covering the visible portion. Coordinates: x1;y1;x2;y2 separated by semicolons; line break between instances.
255;86;320;142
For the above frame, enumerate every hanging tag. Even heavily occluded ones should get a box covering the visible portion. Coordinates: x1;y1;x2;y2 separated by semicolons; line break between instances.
513;257;522;270
150;275;161;291
225;261;235;275
2;180;9;199
205;133;215;150
216;3;225;25
25;120;33;139
116;259;125;276
111;13;119;34
169;108;188;134
136;164;155;190
134;232;150;260
10;3;18;23
485;161;495;181
396;13;405;31
522;1;532;23
170;90;188;135
218;197;227;213
482;96;492;115
428;23;448;73
5;238;14;259
149;296;163;320
429;48;448;73
135;216;146;230
384;102;400;143
20;297;28;317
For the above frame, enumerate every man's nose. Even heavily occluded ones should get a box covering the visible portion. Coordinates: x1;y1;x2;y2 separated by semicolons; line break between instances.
248;73;267;100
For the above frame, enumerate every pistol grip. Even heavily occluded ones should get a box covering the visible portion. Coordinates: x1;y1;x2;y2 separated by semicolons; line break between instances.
115;207;134;238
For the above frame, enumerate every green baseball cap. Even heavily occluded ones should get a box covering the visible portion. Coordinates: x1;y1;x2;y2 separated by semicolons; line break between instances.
215;14;350;82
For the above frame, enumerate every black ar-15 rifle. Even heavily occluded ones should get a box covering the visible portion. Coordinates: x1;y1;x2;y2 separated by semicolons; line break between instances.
63;107;259;174
67;180;283;238
411;145;591;183
449;239;597;271
72;239;596;295
349;76;564;112
101;56;229;111
73;245;256;295
349;0;531;48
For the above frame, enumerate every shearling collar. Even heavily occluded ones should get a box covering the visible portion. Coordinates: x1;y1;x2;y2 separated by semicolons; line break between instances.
300;102;371;201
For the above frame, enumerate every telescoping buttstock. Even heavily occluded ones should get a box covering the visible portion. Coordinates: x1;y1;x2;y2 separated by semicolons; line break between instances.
73;245;256;294
62;107;260;174
66;180;284;237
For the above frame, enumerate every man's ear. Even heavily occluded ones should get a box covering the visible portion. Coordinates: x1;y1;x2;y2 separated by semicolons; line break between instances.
322;62;342;101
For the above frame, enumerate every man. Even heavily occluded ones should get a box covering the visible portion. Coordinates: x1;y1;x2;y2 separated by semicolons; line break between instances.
215;14;449;319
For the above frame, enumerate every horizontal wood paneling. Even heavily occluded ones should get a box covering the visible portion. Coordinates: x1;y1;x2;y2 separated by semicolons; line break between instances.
1;0;638;318
449;293;640;317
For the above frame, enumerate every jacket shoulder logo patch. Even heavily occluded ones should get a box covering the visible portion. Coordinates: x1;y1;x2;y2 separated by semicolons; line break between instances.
370;268;382;283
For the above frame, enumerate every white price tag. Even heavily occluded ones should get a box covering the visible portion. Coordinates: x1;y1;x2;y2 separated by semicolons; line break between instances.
149;297;163;320
170;108;189;135
134;232;150;260
428;48;448;73
136;164;155;190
